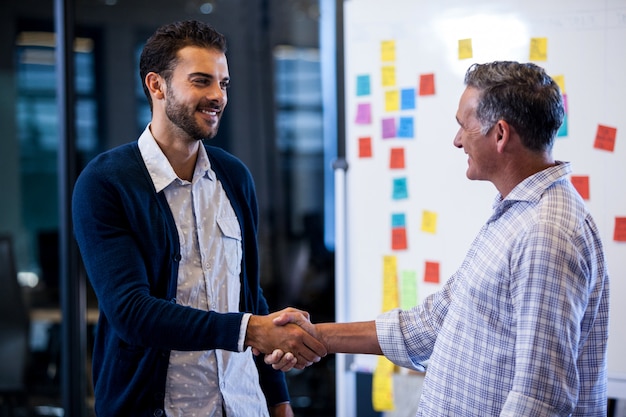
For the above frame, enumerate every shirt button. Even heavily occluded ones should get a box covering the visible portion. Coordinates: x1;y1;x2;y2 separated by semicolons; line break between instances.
153;409;164;417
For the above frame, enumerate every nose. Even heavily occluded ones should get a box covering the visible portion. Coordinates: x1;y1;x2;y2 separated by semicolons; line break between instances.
453;128;463;148
207;83;226;103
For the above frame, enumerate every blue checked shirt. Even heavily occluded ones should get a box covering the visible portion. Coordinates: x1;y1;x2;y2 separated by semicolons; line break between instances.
376;162;609;416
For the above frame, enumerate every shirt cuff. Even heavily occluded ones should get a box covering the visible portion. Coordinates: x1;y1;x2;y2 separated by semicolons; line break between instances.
238;313;252;352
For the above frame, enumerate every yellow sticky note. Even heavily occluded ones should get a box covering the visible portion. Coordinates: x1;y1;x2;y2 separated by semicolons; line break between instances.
421;210;437;234
381;40;396;62
382;66;396;87
552;74;566;93
383;255;399;311
458;38;473;60
372;356;395;411
530;37;548;61
385;90;400;112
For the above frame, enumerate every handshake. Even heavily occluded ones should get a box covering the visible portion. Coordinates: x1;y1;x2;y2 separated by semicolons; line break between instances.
245;307;326;372
245;307;382;372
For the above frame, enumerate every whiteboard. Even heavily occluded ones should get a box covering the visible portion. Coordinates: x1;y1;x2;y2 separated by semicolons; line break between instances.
338;0;626;408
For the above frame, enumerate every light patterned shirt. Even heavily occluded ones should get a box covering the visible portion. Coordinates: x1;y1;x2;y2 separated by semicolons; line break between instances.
138;127;269;417
377;161;609;416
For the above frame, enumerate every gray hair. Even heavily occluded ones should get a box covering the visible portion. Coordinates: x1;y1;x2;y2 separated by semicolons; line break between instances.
464;61;565;152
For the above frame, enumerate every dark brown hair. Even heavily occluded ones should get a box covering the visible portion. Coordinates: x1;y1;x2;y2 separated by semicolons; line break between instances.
139;20;227;110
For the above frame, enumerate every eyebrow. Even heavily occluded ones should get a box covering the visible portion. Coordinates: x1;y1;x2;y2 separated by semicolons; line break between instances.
188;72;230;82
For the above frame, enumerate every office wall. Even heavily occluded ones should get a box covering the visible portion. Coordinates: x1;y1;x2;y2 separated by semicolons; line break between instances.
337;0;626;412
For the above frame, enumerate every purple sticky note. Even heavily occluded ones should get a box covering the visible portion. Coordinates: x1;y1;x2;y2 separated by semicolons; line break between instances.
355;103;372;124
382;118;396;139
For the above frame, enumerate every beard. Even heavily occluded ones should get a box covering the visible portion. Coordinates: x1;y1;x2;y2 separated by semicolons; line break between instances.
164;89;221;141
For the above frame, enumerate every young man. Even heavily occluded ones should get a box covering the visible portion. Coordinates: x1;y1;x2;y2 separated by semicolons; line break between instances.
268;61;610;416
72;20;324;417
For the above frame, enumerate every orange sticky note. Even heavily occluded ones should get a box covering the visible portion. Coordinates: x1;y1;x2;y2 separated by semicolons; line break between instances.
392;227;408;251
570;175;590;200
419;73;435;96
389;147;405;169
614;218;626;242
424;261;440;284
594;124;617;152
359;137;373;158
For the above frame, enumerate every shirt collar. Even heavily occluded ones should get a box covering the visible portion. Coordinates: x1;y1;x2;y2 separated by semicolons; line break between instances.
491;161;572;212
138;124;214;193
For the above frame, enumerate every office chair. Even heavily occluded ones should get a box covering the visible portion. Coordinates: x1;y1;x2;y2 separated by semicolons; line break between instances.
0;235;31;415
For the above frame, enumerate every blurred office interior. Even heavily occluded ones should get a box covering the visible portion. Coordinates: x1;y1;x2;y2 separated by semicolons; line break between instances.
0;0;338;415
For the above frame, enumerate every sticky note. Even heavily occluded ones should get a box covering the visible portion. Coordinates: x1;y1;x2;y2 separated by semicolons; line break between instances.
570;175;590;200
558;115;568;137
385;90;400;112
594;124;617;152
614;217;626;242
381;40;396;62
382;118;396;139
530;37;548;61
419;73;436;96
391;213;406;228
382;255;399;310
397;117;414;138
355;103;372;124
401;88;416;110
356;74;371;96
400;270;418;309
382;66;396;87
372;356;395;411
390;147;405;169
424;261;440;284
358;136;373;158
458;38;473;59
421;210;437;234
557;94;568;137
392;177;408;200
391;227;408;250
552;74;566;94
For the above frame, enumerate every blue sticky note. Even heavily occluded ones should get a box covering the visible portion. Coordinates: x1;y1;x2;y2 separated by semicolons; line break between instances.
391;213;406;228
356;75;371;96
392;177;408;200
401;88;416;110
557;114;568;137
398;117;414;138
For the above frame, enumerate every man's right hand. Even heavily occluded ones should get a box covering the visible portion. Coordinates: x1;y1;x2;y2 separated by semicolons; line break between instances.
262;310;326;371
245;307;327;369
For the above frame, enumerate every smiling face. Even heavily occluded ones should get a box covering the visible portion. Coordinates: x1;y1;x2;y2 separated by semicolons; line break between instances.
161;46;230;142
453;87;499;182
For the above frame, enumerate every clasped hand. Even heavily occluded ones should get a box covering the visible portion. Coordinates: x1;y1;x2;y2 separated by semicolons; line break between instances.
246;308;325;371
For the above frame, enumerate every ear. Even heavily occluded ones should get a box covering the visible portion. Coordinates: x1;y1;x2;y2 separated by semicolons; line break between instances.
145;72;165;100
494;120;511;153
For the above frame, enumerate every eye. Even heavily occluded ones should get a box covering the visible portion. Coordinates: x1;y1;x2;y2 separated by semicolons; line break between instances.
192;77;210;86
220;80;230;90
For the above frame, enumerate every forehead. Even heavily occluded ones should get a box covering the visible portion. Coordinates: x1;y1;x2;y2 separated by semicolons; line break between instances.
457;87;480;119
172;45;229;76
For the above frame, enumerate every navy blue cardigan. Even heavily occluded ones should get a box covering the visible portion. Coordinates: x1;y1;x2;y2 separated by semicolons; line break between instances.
72;141;288;416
